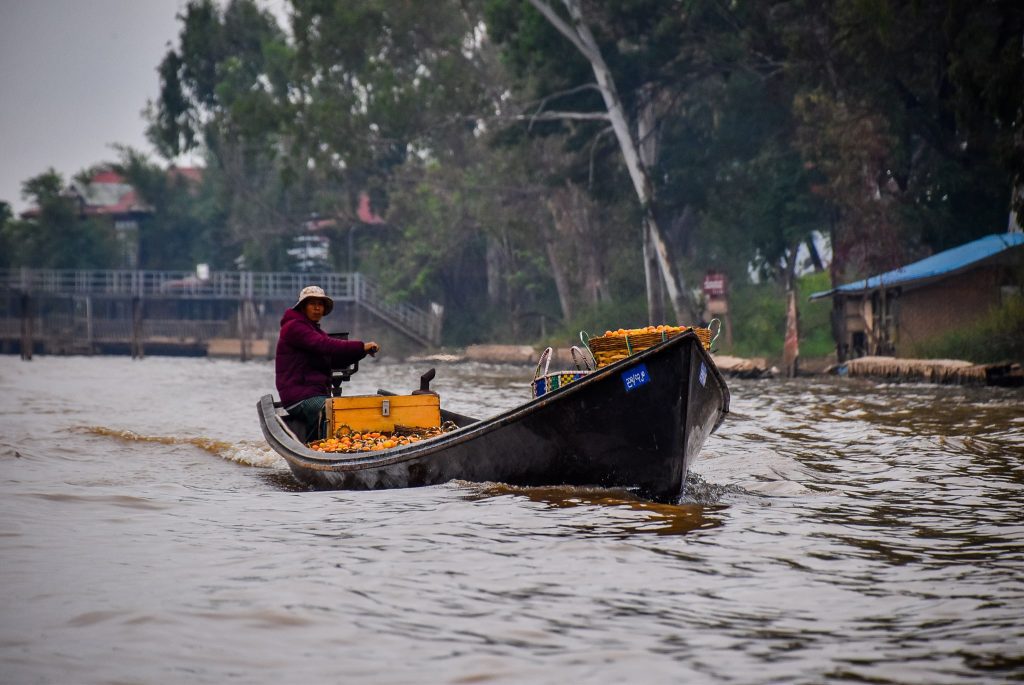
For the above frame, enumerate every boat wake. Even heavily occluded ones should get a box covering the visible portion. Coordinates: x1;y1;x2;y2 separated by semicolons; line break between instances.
75;426;286;468
218;441;286;468
680;473;760;504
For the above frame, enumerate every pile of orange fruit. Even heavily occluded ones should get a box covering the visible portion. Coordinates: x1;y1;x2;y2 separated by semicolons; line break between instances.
308;426;450;453
602;324;688;337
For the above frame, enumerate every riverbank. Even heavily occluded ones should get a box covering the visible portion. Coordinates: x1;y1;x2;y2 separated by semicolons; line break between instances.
410;345;1021;386
407;344;781;378
7;338;1019;386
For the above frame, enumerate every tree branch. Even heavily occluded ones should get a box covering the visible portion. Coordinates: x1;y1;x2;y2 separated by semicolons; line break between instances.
526;0;596;62
522;83;603;111
519;110;611;131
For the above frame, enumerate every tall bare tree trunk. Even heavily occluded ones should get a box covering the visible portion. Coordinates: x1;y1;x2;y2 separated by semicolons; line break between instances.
782;244;801;378
543;198;575;322
643;224;665;322
546;183;611;320
581;230;610;306
485;236;504;306
1009;179;1022;232
528;0;698;324
638;86;664;324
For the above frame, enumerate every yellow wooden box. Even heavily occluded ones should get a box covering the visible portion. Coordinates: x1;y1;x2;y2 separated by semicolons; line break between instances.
327;394;440;435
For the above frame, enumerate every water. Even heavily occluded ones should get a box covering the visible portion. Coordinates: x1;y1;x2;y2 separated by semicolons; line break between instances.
1;355;1021;684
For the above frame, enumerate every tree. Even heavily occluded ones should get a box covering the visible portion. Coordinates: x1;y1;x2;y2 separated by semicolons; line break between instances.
943;0;1024;231
492;0;699;324
148;0;303;267
782;0;1021;281
112;147;228;270
0;170;120;269
0;202;12;268
134;0;1023;353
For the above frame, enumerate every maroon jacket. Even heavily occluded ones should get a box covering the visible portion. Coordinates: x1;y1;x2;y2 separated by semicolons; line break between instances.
275;308;368;407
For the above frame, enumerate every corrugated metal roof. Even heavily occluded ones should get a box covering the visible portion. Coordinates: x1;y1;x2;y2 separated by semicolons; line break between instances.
809;232;1024;300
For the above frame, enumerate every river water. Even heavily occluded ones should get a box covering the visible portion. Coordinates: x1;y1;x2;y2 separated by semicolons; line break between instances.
0;355;1021;684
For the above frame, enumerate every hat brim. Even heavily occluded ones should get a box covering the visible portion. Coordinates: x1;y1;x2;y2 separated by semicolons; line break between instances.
293;295;334;316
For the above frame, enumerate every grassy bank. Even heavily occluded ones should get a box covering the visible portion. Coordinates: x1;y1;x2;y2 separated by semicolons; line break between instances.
907;298;1024;364
726;271;834;362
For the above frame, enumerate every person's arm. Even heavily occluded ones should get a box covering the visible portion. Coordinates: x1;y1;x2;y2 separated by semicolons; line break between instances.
282;320;367;360
323;339;380;370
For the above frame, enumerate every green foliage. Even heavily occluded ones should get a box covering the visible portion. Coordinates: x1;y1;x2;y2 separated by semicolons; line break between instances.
798;271;836;359
113;147;229;269
783;0;1022;277
725;271;834;361
147;0;305;268
728;279;787;359
149;0;289;158
547;296;648;349
12;0;1021;355
907;298;1024;364
0;202;12;268
1;170;120;269
359;145;571;346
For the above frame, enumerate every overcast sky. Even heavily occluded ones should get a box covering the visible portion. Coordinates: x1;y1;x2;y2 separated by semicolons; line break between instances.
0;0;286;215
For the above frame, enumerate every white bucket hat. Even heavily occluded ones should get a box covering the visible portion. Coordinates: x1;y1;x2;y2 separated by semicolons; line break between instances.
293;285;334;315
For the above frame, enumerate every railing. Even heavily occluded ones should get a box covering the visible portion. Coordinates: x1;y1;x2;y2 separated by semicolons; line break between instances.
0;268;358;300
355;276;439;347
0;268;441;345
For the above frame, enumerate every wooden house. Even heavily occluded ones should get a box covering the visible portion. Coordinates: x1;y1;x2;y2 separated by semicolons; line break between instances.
809;233;1024;361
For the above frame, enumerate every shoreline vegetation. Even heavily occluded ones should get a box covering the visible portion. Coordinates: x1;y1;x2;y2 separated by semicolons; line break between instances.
5;3;1021;375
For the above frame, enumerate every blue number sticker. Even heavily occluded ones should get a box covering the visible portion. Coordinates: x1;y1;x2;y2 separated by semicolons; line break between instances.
622;363;651;392
699;361;708;387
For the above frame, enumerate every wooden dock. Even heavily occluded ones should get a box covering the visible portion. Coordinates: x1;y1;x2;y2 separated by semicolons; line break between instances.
836;356;1022;387
0;268;442;359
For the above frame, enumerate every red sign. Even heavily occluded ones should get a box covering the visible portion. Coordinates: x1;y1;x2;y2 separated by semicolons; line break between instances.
703;271;727;298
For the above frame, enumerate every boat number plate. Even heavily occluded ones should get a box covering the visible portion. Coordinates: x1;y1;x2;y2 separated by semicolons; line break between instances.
622;364;650;392
699;362;707;387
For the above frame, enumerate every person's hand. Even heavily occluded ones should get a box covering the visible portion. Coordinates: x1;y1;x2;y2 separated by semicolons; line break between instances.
364;341;380;356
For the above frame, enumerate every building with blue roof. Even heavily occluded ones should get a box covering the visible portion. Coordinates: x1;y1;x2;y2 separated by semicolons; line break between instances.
808;233;1023;360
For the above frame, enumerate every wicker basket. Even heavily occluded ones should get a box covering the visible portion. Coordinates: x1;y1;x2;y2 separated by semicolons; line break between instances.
586;325;713;368
531;346;593;398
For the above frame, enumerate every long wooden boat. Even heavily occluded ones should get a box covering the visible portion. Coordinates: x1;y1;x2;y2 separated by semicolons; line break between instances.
257;330;729;502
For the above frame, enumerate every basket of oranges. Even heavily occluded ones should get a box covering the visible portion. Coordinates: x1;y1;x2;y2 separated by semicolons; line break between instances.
584;324;713;367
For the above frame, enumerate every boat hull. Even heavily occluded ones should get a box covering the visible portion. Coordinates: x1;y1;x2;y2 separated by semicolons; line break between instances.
258;332;729;502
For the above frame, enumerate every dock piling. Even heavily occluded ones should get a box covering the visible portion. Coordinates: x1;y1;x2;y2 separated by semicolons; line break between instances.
19;292;32;361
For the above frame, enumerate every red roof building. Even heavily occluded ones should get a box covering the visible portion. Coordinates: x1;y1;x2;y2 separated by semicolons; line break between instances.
20;166;203;268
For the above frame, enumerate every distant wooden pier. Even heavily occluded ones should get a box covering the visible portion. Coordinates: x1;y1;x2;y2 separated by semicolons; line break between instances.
837;355;1022;387
0;269;442;359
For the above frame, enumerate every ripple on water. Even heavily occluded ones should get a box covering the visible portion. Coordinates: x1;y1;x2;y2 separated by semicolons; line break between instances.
0;357;1021;684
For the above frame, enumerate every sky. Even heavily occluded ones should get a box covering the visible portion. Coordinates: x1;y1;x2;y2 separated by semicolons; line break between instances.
0;0;286;215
